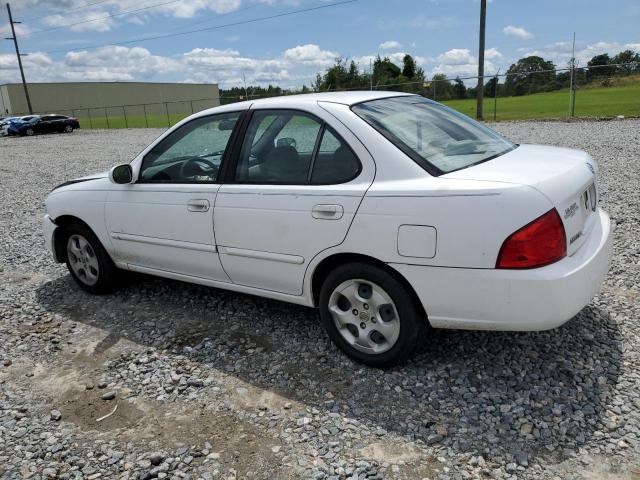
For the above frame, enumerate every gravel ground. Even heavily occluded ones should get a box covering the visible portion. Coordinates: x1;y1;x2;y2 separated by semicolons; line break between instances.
0;121;639;480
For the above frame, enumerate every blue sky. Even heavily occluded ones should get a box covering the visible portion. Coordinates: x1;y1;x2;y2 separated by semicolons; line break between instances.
0;0;638;88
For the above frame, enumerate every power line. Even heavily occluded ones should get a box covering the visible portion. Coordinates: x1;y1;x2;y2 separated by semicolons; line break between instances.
30;0;186;34
20;0;113;24
31;0;261;35
164;3;260;33
36;0;360;55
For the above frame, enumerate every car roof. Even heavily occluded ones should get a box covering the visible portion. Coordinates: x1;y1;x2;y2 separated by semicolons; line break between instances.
201;90;415;115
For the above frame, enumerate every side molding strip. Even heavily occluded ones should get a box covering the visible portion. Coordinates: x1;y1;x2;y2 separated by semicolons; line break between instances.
219;246;304;265
111;232;217;253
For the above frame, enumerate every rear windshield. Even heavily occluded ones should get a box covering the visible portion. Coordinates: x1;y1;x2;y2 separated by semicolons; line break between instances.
351;96;515;175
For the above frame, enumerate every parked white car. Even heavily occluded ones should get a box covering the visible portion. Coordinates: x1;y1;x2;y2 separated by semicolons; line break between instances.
0;116;19;136
43;92;612;366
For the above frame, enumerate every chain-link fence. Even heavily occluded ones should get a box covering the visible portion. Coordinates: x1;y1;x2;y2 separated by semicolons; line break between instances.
9;62;640;128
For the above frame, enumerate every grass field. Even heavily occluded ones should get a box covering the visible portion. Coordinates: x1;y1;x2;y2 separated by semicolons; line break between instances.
443;81;640;121
74;77;640;128
80;112;189;129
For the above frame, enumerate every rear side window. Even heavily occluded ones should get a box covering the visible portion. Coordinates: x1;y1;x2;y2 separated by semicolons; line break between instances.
310;127;361;184
352;96;515;175
233;109;361;185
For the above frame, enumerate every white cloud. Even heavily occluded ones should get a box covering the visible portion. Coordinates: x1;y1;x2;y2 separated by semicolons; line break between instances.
388;52;427;65
25;0;244;33
437;48;475;65
283;44;337;67
63;46;181;81
154;0;242;18
379;40;402;50
0;23;31;37
42;10;115;32
503;25;534;40
484;48;503;60
429;48;501;82
522;41;640;67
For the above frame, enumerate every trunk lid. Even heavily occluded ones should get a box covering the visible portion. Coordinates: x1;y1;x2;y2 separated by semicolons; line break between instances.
443;144;598;255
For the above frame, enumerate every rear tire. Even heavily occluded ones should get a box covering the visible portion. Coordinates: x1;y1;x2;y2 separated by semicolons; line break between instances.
64;124;73;133
319;262;426;368
62;223;118;294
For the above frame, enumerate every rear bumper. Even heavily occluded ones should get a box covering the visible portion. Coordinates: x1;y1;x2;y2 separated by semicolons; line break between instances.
391;208;613;331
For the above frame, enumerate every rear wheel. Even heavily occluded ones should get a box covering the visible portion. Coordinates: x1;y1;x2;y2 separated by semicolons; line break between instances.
64;124;73;133
319;262;426;367
63;223;118;294
25;128;34;136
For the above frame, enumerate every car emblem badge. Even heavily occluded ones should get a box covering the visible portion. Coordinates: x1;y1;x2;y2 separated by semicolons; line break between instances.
564;202;579;219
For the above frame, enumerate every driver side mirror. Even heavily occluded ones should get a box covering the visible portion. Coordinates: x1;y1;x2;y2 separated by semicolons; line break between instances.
109;164;133;184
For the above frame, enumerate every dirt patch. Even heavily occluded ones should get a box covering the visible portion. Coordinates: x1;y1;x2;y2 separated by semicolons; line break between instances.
360;441;440;478
57;387;143;431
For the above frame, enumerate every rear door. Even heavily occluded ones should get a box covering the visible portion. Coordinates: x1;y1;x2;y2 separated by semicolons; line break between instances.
48;116;64;132
38;116;55;133
214;106;374;295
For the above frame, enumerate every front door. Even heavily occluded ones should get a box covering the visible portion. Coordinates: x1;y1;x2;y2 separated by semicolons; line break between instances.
106;111;242;281
214;108;373;295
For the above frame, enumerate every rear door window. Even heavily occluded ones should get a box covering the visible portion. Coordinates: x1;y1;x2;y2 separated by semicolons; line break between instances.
310;128;361;184
233;110;361;185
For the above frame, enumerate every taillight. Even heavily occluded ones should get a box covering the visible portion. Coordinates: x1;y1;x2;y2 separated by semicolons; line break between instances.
496;209;566;269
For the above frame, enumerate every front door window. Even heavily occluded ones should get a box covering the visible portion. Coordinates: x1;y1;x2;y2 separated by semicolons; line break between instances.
140;112;240;183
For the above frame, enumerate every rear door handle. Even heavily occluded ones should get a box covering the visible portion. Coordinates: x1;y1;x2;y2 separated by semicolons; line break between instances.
312;204;344;220
187;199;210;212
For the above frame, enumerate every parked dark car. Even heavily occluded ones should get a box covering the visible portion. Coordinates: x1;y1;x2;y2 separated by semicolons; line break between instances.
9;114;80;136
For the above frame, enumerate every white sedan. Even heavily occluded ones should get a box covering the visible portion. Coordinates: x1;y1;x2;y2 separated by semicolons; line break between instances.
43;92;612;367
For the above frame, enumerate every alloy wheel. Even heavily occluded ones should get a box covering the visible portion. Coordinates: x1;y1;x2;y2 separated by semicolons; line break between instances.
328;278;400;354
66;234;100;286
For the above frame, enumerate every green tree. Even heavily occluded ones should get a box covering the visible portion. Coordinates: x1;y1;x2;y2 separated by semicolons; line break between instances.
483;76;499;97
312;57;369;91
372;55;402;86
586;54;614;81
611;50;640;74
402;54;416;79
430;73;454;100
504;56;556;96
453;77;467;99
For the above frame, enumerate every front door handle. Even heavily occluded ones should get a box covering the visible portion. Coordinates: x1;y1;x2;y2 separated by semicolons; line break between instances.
187;199;210;212
312;204;344;220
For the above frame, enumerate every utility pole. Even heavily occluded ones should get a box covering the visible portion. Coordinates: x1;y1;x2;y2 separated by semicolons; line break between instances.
5;3;33;114
242;72;248;100
476;0;486;120
493;68;500;122
568;32;576;119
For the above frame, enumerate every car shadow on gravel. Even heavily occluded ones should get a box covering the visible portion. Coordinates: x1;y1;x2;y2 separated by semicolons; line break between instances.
35;273;623;466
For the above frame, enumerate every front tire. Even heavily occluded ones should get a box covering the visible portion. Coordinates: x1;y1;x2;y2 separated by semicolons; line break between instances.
63;223;118;294
319;262;426;367
25;128;34;136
